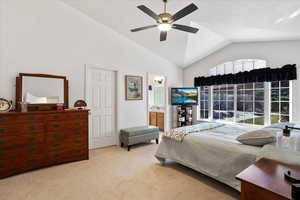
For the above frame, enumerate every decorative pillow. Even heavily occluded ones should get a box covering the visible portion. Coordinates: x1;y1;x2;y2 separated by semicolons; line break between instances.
265;123;295;130
237;128;277;146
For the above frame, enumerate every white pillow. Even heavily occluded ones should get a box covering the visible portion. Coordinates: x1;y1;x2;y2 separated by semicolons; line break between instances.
237;128;277;146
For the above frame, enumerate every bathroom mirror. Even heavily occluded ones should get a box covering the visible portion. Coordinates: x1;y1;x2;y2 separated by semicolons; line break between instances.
16;73;69;111
148;75;166;110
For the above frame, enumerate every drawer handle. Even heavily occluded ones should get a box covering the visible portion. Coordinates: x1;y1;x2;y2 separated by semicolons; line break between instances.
75;122;81;126
0;164;5;169
75;130;81;135
29;125;36;131
53;124;60;128
28;136;36;141
0;140;6;145
54;153;61;158
28;147;37;152
53;143;60;147
28;116;36;120
74;140;81;144
53;133;60;137
0;117;5;123
74;149;82;153
28;158;37;163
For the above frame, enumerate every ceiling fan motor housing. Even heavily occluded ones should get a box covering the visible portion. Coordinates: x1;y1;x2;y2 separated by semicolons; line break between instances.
158;13;173;24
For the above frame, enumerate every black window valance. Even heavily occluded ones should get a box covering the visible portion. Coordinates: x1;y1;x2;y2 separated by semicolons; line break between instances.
194;64;297;87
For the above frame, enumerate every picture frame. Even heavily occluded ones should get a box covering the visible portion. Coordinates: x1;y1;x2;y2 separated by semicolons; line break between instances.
125;75;143;100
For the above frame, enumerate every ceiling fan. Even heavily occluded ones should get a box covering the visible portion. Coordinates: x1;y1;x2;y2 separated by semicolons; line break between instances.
131;0;199;42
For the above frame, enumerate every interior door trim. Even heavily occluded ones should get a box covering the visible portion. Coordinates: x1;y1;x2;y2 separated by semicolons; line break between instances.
85;65;119;149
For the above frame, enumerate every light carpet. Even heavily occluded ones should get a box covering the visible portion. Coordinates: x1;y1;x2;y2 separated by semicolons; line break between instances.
0;143;239;200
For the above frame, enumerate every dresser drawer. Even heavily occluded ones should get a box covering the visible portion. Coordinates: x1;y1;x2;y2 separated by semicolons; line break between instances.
66;112;88;120
0;125;21;136
47;121;87;131
21;123;45;133
46;113;67;121
22;154;46;171
17;115;45;122
46;112;88;121
47;136;87;151
0;158;20;177
0;115;18;125
0;123;44;136
0;133;45;149
0;148;21;160
47;129;87;143
22;144;45;156
48;148;87;164
0;135;21;149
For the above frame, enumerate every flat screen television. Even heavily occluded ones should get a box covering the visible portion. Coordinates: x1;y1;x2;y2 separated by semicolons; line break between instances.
171;88;198;105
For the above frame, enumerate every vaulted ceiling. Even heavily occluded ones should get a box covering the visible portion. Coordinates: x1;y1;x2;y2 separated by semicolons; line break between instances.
61;0;300;67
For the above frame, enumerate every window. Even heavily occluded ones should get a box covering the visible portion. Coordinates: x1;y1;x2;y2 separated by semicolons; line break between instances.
236;83;265;125
270;81;291;123
197;59;293;126
213;85;234;121
199;86;209;119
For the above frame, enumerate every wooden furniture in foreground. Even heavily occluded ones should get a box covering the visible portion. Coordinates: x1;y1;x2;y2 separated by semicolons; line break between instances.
16;73;69;112
236;158;300;200
0;110;89;179
149;112;164;132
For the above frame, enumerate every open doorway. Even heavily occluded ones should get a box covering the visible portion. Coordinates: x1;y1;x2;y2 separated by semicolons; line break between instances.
147;73;167;132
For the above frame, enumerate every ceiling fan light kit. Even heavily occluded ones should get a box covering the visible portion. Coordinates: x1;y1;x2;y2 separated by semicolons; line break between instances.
131;0;199;42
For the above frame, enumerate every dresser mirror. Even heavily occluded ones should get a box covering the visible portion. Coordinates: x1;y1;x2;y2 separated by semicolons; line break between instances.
16;73;69;111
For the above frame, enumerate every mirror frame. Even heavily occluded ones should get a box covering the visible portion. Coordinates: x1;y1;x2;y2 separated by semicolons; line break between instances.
16;73;69;112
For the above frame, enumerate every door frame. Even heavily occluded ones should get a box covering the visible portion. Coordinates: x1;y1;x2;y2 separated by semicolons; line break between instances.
146;73;168;132
85;64;119;149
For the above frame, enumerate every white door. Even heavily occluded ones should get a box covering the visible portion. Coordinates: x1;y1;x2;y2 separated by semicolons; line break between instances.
86;67;116;149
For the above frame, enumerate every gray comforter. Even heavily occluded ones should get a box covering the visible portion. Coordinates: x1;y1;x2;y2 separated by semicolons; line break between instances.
155;123;261;191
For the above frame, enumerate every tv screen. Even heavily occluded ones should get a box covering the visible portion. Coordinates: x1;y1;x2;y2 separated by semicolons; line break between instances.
171;88;198;105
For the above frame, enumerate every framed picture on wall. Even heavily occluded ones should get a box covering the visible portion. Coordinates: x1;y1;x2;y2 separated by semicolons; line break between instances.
125;75;143;100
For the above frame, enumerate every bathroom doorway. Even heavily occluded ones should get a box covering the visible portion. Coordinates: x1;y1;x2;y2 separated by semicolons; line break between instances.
147;73;167;132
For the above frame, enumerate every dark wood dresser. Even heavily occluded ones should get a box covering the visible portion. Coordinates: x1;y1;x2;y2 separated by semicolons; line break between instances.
0;110;89;178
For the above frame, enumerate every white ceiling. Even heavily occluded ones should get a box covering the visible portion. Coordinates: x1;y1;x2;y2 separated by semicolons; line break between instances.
61;0;300;67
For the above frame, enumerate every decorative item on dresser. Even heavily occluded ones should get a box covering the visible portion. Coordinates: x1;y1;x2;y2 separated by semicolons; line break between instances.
149;111;164;132
0;98;12;113
0;110;89;179
236;158;300;200
74;100;87;110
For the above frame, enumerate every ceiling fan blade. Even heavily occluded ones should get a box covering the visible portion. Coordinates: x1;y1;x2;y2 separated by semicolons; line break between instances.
137;5;160;21
160;31;167;41
172;3;198;22
172;24;199;33
131;25;157;32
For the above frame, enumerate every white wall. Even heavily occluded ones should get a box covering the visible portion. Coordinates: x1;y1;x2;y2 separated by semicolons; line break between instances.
183;40;300;124
0;0;183;132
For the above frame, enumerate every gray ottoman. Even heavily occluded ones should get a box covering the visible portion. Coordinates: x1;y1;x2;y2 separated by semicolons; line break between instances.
120;126;160;151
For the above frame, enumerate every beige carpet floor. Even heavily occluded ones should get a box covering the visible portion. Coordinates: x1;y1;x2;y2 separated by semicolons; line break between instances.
0;143;239;200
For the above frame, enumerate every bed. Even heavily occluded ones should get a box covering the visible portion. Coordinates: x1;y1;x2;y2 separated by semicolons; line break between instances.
155;123;264;191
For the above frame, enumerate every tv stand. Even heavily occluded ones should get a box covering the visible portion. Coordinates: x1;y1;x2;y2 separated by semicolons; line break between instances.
176;105;193;127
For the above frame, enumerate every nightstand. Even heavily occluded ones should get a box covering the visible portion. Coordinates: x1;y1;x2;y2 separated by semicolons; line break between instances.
236;158;300;200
